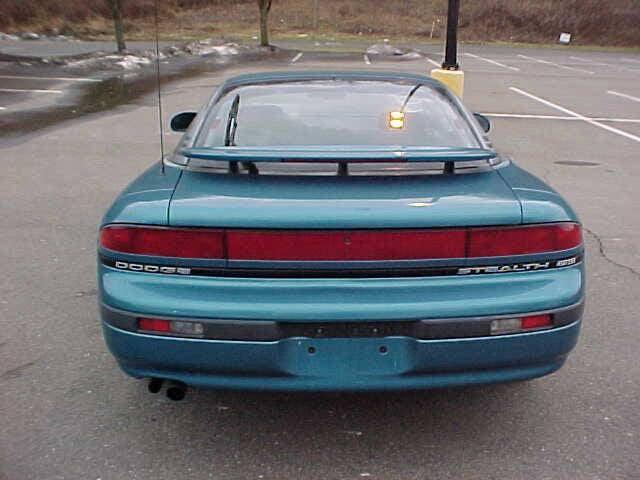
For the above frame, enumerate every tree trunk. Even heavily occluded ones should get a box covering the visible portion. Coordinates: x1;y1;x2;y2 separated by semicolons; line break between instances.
312;0;319;30
107;0;126;53
258;0;272;47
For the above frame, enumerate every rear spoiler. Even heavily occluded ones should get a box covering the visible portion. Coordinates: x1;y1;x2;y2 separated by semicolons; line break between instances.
179;145;497;174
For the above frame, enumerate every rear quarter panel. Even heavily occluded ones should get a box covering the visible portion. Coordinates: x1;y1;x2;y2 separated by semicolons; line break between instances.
497;161;579;223
101;163;182;227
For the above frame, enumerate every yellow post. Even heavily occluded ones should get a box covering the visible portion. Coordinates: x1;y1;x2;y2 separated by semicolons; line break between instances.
430;68;465;98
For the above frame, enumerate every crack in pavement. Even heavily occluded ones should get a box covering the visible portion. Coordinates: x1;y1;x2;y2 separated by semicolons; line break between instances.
583;227;640;279
1;359;39;381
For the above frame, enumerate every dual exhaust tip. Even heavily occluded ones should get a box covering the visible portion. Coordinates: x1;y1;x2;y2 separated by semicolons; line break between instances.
148;378;187;401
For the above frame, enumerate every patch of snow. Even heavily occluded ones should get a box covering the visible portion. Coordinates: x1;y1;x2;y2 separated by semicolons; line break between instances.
0;32;20;41
1;31;75;41
51;35;75;41
402;51;423;60
113;55;152;69
185;40;242;57
21;32;41;40
366;43;404;56
63;57;99;69
63;53;151;71
366;43;423;60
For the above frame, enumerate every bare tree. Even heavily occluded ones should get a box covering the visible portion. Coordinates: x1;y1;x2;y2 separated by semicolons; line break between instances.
312;0;319;30
106;0;126;53
257;0;272;47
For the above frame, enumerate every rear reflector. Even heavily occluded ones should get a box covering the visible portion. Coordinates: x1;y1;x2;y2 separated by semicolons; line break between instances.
138;317;204;336
490;314;552;335
100;223;581;261
520;314;553;330
138;318;171;332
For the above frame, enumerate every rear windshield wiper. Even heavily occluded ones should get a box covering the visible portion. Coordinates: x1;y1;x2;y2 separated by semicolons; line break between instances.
224;94;240;147
223;94;258;175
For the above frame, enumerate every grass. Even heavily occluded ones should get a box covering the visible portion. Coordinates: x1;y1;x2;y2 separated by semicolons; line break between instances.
1;0;639;48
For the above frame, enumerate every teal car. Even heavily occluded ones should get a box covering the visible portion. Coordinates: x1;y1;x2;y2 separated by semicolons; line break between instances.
98;71;584;399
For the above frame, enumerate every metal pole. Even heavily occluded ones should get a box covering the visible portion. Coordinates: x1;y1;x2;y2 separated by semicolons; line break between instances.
442;0;460;70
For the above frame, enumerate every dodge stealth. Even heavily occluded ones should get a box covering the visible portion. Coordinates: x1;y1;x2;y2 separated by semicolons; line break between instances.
98;71;584;399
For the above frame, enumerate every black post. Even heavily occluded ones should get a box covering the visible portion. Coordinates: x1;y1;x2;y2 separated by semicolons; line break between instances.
442;0;460;70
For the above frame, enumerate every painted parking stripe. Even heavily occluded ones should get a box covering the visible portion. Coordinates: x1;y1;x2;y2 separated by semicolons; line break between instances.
510;87;640;143
517;54;594;74
290;52;303;63
363;54;371;65
621;57;640;64
569;56;609;66
570;56;640;73
464;53;519;71
0;75;100;82
483;113;640;123
0;106;6;110
0;88;63;94
425;57;440;67
607;90;640;103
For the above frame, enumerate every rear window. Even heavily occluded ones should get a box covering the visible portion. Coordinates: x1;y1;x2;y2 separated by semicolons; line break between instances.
196;80;480;148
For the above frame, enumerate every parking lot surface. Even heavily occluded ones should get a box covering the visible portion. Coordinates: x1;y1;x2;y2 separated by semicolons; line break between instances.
1;44;639;480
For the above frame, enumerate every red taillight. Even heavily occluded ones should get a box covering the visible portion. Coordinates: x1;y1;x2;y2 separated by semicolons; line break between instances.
467;223;581;257
138;318;171;332
226;229;466;261
490;313;553;335
100;226;224;258
100;223;581;261
138;317;204;336
521;314;552;330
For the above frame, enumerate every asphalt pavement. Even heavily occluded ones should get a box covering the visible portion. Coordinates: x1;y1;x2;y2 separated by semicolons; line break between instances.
1;43;639;480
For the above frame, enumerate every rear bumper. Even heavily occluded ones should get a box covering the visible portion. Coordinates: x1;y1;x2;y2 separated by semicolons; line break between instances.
102;316;581;391
99;262;585;320
99;262;584;391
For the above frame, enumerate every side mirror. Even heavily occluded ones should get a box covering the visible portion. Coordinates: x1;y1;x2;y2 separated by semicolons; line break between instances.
170;111;197;132
473;113;491;133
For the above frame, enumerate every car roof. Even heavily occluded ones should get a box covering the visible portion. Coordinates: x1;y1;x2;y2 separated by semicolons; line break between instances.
218;71;443;90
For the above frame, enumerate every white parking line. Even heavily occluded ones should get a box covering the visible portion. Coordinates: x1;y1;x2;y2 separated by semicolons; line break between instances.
510;86;640;143
290;52;303;63
570;56;640;73
621;57;640;64
0;75;100;82
517;54;594;74
483;112;640;123
363;54;371;65
464;53;519;71
0;106;6;110
0;88;63;94
569;56;609;66
425;57;440;67
607;90;640;103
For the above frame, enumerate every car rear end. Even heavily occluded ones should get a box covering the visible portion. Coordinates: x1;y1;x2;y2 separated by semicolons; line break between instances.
98;72;584;391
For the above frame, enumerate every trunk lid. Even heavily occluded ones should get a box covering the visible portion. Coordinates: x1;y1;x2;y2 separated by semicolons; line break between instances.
169;169;521;228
